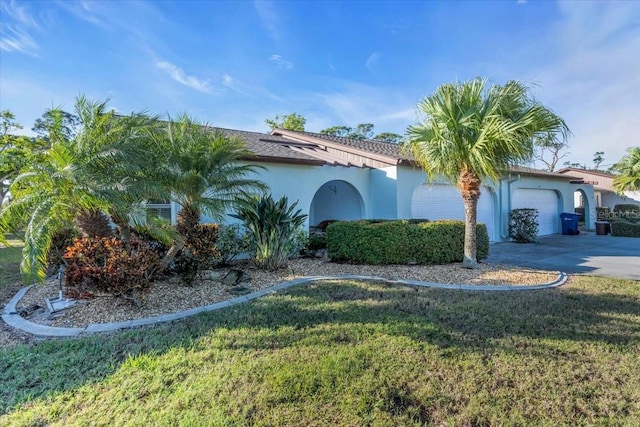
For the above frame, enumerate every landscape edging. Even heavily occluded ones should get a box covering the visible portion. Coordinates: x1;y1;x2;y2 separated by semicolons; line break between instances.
2;272;568;338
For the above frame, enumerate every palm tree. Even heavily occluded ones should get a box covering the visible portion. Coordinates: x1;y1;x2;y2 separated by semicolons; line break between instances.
0;96;158;282
404;78;569;268
158;115;268;265
612;147;640;192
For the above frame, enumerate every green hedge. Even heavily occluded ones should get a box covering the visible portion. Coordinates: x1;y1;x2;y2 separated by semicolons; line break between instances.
326;219;489;265
610;220;640;237
613;204;640;213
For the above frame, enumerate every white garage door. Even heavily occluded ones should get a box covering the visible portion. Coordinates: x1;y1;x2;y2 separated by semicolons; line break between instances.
512;189;559;236
411;184;495;241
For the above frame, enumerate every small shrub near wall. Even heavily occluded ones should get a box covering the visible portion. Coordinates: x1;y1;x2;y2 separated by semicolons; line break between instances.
326;219;489;265
508;209;539;243
610;220;640;237
613;204;640;213
63;237;161;299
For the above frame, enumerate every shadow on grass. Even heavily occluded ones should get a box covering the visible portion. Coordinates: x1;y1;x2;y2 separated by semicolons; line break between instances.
1;276;639;415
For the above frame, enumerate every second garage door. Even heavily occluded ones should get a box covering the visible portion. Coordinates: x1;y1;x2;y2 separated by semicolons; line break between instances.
411;184;495;241
512;189;559;235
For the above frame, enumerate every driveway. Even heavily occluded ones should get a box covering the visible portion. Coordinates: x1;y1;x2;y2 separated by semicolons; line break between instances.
486;232;640;280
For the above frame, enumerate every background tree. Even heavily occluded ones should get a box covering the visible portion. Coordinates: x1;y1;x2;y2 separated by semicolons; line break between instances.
158;115;269;265
0;111;48;207
320;125;352;137
592;151;605;170
32;108;80;143
374;132;402;144
404;78;569;268
265;113;306;131
611;146;640;192
533;132;569;172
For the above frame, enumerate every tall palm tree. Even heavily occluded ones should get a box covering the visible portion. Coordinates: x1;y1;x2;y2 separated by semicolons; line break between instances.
158;115;268;265
404;78;569;268
0;96;157;282
612;147;640;193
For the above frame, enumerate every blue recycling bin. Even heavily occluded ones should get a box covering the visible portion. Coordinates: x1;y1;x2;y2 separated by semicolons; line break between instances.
560;212;580;235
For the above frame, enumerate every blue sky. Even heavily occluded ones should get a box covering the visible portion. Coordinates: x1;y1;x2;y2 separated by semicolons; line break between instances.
1;0;638;168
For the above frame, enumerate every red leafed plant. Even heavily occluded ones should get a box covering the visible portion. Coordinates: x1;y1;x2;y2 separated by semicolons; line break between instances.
63;237;161;300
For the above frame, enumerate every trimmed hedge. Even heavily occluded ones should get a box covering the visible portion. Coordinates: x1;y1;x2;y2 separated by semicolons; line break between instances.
613;204;640;213
326;219;489;265
610;220;640;237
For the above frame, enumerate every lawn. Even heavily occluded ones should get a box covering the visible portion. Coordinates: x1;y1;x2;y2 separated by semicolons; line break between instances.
1;276;639;425
0;235;23;289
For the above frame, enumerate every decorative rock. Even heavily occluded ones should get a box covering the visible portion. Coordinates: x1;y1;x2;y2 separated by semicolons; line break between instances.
221;269;246;286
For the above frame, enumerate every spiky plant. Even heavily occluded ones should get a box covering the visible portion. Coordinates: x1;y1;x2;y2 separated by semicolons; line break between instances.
232;194;307;270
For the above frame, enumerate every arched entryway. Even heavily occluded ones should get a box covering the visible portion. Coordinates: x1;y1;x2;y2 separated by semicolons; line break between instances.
309;180;365;230
574;188;591;230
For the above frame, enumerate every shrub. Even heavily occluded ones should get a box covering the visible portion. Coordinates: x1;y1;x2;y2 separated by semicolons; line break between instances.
46;228;76;277
175;223;221;285
63;237;161;300
232;194;307;270
610;220;640;237
214;224;252;265
308;233;327;250
508;209;539;243
613;204;640;213
326;219;488;265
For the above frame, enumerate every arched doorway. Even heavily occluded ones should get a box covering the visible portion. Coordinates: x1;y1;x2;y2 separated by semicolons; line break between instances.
309;180;365;231
574;188;591;230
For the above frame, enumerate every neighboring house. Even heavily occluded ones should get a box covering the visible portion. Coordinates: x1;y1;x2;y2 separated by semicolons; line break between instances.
164;128;595;241
557;167;640;212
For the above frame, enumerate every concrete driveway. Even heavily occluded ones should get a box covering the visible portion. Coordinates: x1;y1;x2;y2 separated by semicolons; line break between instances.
486;232;640;280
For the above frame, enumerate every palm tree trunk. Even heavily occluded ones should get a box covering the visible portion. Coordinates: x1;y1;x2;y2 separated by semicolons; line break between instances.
459;169;481;269
161;202;199;267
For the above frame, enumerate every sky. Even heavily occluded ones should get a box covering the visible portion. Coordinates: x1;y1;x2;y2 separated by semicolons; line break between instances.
1;0;638;169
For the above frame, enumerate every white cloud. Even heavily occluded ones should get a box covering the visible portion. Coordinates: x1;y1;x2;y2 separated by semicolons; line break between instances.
0;0;41;55
222;74;234;87
269;54;293;69
366;52;380;72
531;1;640;168
254;1;280;40
156;60;218;94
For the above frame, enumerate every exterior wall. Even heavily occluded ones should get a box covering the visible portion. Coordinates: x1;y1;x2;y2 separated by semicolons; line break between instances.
601;190;640;211
370;166;398;219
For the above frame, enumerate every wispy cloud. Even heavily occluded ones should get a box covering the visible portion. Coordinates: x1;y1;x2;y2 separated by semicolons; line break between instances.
55;0;108;28
156;61;218;94
0;0;41;55
365;52;380;72
269;54;293;69
532;1;640;167
254;1;280;40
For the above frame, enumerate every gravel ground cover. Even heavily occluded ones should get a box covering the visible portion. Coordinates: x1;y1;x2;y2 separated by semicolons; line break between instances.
13;258;559;329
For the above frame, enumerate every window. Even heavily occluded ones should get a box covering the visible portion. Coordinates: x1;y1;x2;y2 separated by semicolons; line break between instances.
145;200;172;222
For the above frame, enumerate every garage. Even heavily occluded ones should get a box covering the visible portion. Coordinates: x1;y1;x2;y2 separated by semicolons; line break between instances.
512;189;559;235
411;184;495;241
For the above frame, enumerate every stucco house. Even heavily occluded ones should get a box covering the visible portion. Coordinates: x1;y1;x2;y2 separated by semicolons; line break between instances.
557;167;640;212
159;128;595;242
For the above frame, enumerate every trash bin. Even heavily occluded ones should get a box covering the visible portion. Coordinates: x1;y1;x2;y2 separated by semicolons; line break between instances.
595;221;609;235
560;212;581;235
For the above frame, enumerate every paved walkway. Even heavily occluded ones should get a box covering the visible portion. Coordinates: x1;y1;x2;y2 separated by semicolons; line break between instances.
486;232;640;280
2;272;568;338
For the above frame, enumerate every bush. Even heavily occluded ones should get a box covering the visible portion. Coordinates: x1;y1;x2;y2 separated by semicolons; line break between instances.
613;204;640;213
46;228;76;276
308;233;327;250
508;209;539;243
326;219;488;265
63;237;161;300
214;224;252;265
610;219;640;237
175;223;221;285
232;194;307;270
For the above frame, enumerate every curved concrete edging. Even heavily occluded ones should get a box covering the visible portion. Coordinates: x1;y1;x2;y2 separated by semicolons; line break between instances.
2;272;569;338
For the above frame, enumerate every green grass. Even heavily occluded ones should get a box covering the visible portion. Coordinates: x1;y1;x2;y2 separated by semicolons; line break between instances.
0;234;24;288
1;276;639;426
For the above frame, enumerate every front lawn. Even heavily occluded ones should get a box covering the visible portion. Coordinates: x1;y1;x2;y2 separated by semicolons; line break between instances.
0;235;23;289
1;276;639;425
